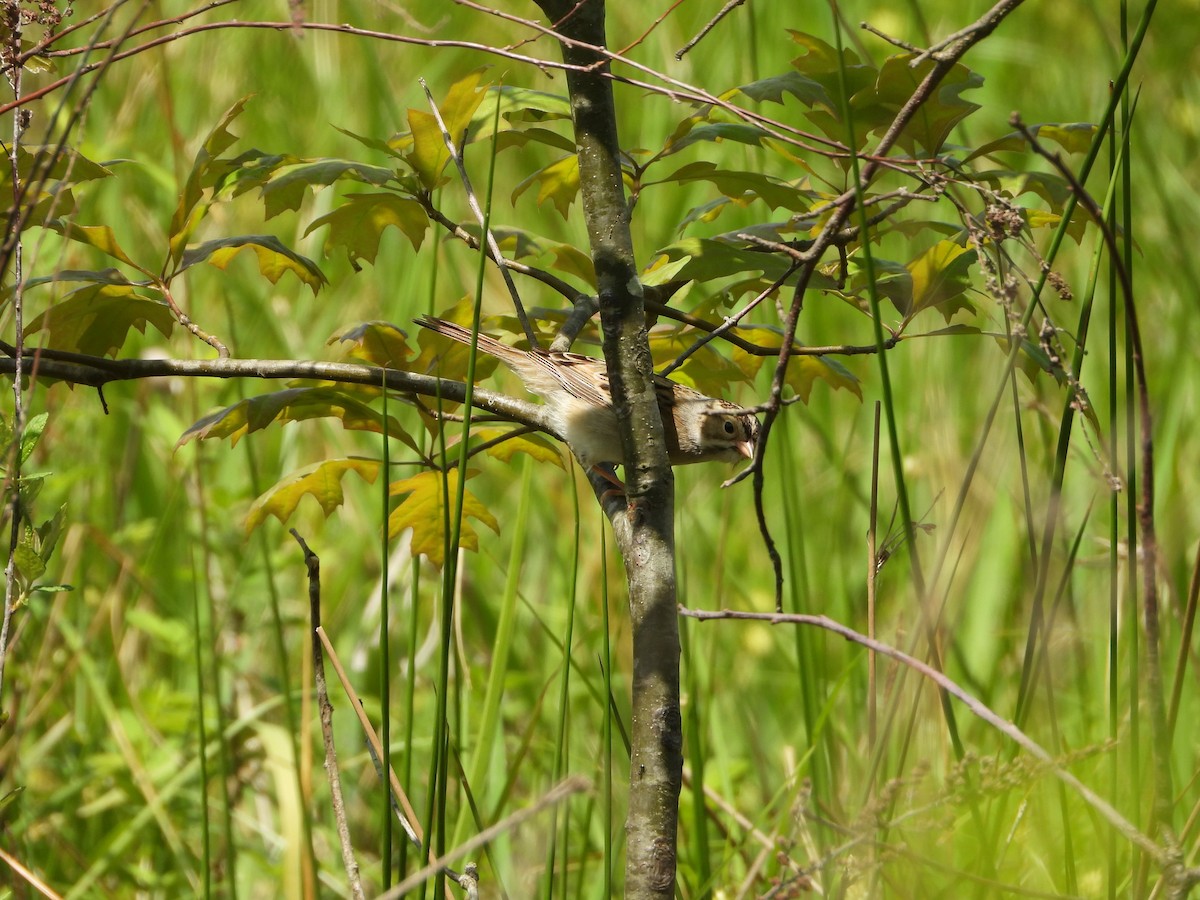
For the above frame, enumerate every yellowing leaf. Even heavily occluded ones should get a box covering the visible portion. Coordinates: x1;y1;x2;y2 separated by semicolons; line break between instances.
45;219;140;268
907;240;975;320
405;69;491;189
784;355;862;402
178;387;417;453
474;427;565;467
388;469;499;566
512;155;580;218
329;321;413;368
180;234;327;294
245;458;381;534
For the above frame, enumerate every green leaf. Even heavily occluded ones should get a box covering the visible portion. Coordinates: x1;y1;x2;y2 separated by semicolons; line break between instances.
245;458;381;534
643;237;797;287
492;126;577;155
511;155;580;218
788;31;876;114
655;161;808;211
661;122;772;158
45;219;141;269
329;321;414;368
23;285;174;357
14;535;45;582
19;412;48;465
964;122;1098;162
388;469;499;566
169;96;254;264
178;387;416;451
304;193;428;268
6;184;77;232
863;56;982;155
334;125;407;160
18;268;138;292
34;504;67;567
907;240;976;319
221;151;301;198
260;160;396;219
180;235;327;294
733;71;832;107
484;85;572;124
405;69;490;189
841;255;914;316
11;146;113;184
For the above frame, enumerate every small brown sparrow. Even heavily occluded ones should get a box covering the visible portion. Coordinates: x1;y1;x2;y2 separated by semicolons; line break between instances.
416;316;760;470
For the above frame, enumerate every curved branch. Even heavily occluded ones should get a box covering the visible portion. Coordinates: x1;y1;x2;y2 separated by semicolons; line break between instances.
678;605;1185;874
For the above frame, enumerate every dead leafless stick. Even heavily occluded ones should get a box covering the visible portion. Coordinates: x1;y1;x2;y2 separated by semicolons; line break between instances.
292;530;365;900
315;626;423;848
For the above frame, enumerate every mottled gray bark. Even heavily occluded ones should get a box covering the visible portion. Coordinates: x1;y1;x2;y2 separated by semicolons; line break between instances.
531;1;682;896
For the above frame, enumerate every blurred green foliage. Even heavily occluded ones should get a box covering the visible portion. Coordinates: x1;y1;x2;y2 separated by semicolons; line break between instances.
1;1;1195;897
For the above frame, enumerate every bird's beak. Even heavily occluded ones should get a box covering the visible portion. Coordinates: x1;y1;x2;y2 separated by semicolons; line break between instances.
736;439;755;460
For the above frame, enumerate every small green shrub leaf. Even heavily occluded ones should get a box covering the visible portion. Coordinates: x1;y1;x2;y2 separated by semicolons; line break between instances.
169;96;253;262
260;160;395;219
304;193;428;267
908;240;976;319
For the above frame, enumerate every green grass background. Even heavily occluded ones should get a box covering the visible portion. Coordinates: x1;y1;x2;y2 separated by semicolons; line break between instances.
2;1;1197;897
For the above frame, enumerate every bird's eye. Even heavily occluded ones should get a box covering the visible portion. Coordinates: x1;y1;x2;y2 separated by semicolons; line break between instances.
723;420;736;435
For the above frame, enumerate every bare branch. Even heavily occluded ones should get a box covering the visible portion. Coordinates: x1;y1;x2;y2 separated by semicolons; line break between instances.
678;605;1181;871
676;0;746;60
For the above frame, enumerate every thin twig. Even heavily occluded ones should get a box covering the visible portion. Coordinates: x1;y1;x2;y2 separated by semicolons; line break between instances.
418;77;536;345
159;282;229;357
291;531;365;900
675;0;745;59
678;605;1180;870
0;844;63;900
910;0;1025;66
859;20;921;53
0;349;549;432
0;4;27;709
